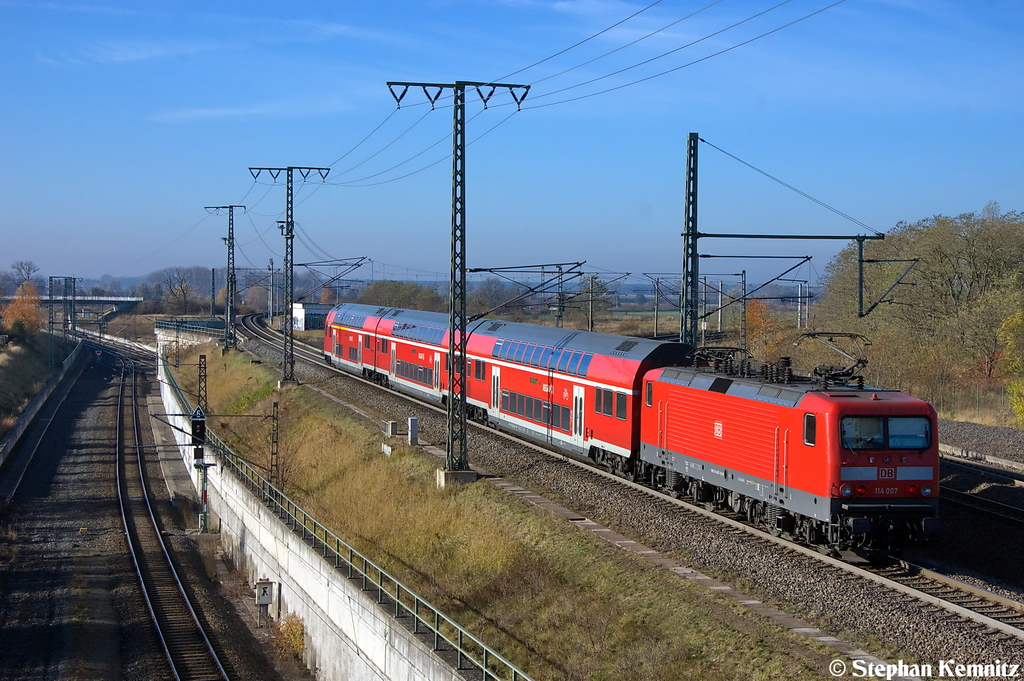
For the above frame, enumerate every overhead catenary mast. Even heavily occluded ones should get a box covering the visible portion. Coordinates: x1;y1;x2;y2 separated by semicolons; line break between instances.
247;167;330;384
386;80;528;484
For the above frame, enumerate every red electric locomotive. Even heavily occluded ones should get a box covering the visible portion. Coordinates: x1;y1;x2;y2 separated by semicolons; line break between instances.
636;352;940;553
324;303;939;553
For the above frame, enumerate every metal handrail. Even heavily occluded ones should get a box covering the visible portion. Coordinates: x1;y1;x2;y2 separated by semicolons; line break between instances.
161;357;532;681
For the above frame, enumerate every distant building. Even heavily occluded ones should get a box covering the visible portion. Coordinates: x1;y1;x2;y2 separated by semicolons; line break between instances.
292;303;333;331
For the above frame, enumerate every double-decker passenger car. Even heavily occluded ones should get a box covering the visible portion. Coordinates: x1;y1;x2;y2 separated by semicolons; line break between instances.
323;302;939;553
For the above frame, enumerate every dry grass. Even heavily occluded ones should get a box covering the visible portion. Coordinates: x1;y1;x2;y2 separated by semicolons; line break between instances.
0;333;55;439
104;314;157;343
171;343;832;680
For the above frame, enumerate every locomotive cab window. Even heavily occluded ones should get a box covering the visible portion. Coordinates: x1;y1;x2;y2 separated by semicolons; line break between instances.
888;417;931;449
803;414;816;446
840;416;931;450
646;381;652;407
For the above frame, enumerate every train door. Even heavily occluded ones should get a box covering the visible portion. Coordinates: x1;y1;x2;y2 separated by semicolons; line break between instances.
434;354;441;392
658;401;667;448
571;385;586;449
490;366;501;420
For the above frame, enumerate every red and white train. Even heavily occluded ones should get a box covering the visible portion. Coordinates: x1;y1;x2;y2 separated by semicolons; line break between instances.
323;302;940;553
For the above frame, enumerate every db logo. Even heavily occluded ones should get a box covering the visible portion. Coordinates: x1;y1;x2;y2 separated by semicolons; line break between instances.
879;467;896;479
714;421;723;439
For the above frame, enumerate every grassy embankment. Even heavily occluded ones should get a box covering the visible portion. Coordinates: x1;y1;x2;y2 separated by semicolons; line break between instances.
0;333;57;438
174;343;832;681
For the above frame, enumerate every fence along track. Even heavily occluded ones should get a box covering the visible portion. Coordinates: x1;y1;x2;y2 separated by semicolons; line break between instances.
114;351;229;681
162;333;534;681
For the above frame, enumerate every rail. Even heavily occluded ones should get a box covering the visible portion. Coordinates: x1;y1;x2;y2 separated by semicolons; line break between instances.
161;356;533;681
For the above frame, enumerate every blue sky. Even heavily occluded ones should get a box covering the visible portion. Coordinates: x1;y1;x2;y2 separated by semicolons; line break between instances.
1;0;1021;289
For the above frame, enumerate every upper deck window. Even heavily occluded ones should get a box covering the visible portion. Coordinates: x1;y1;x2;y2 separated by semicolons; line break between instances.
840;416;931;450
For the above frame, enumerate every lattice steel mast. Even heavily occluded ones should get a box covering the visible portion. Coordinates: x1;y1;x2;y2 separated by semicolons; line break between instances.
247;167;330;383
206;205;245;350
387;81;528;475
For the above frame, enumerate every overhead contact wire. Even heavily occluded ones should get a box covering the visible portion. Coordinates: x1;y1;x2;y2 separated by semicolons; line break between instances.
700;137;880;234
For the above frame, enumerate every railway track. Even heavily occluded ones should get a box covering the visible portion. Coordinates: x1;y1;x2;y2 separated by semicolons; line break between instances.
113;350;230;681
235;314;1024;647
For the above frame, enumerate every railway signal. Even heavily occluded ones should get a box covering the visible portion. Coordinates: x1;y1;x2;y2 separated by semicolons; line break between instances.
190;405;206;447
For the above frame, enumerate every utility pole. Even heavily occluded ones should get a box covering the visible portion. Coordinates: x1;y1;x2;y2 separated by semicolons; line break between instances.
740;271;748;353
270;401;279;486
210;268;215;318
248;167;330;384
588;276;595;333
268;259;274;322
198;354;208;413
653;278;660;337
47;277;57;371
386;80;528;482
681;132;700;349
207;205;244;350
555;265;564;328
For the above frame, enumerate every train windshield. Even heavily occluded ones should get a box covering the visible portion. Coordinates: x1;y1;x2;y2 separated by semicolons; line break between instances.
841;416;931;450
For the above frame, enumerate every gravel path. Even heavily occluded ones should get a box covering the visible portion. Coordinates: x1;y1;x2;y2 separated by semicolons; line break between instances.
247;337;1024;669
940;418;1024;464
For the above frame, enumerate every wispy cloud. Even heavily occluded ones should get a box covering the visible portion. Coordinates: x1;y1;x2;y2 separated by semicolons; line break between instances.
149;94;352;123
148;106;268;123
81;38;222;63
0;0;142;16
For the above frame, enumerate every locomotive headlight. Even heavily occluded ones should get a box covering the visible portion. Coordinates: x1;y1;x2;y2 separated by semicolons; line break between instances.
854;485;868;497
840;484;852;497
922;484;932;496
906;484;919;496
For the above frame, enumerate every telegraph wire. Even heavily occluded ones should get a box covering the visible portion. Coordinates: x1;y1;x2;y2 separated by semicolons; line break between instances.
699;136;881;235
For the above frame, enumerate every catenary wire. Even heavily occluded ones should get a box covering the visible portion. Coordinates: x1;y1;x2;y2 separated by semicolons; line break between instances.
495;0;668;81
527;0;798;103
699;136;881;234
526;0;727;87
523;0;847;108
338;108;520;188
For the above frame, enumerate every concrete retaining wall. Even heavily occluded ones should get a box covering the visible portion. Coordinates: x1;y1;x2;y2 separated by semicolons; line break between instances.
157;357;463;681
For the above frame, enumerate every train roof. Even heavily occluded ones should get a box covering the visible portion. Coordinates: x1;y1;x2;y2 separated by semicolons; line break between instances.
328;302;688;365
652;366;913;409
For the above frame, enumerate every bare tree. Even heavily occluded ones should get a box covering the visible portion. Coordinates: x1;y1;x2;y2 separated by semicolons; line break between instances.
0;270;15;297
163;268;195;315
11;260;39;284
